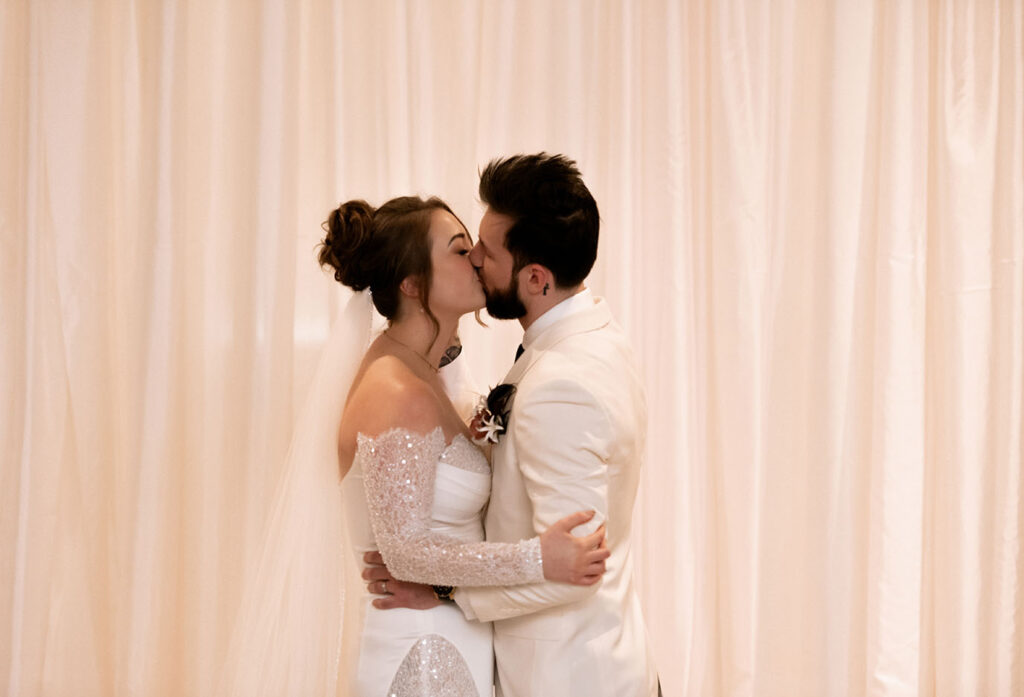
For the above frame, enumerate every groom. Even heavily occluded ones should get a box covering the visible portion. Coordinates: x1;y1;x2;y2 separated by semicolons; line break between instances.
365;153;658;697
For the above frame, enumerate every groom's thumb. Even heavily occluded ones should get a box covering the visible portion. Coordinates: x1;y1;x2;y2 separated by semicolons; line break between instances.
557;509;596;534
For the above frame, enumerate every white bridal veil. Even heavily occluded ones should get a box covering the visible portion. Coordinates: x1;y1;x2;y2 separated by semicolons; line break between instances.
217;290;372;696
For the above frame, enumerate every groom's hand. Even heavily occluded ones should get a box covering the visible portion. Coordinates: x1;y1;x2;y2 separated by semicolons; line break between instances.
362;551;441;610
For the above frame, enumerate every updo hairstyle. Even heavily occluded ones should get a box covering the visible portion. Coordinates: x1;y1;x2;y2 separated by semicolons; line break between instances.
319;195;457;345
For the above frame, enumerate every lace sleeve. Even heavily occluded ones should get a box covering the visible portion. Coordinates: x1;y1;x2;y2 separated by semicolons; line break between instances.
357;427;544;586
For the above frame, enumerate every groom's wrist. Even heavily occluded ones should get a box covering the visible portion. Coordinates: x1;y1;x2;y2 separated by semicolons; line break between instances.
451;588;478;620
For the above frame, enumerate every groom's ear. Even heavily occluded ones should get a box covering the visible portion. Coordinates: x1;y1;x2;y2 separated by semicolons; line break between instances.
521;264;554;296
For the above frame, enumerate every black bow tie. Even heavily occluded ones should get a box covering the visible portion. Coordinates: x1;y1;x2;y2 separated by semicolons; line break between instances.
514;343;525;362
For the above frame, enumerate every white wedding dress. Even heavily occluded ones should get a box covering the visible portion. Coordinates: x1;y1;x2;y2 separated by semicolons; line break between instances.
216;292;542;697
339;426;544;697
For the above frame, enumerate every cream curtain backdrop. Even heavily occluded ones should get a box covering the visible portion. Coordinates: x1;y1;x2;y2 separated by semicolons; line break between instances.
2;1;1022;696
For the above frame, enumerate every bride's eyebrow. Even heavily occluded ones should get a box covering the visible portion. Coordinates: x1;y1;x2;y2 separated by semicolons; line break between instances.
447;232;469;247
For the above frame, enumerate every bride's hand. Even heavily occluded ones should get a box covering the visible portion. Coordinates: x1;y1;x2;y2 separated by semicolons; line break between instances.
539;510;610;585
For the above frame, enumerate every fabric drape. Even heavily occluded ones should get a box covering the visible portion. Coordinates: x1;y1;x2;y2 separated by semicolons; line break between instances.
2;1;1022;696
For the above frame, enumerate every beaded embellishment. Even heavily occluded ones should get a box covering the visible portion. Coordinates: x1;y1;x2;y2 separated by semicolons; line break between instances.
386;634;477;697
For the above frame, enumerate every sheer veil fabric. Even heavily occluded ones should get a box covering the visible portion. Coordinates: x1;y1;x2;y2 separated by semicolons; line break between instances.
217;290;372;697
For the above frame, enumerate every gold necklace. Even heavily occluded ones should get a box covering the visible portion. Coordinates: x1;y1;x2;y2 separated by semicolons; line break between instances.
382;331;439;373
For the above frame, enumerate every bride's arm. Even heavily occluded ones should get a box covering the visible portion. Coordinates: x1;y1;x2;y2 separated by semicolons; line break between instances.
360;425;545;587
358;381;605;588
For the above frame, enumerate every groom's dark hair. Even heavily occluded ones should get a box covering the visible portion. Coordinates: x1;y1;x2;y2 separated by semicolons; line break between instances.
478;153;599;288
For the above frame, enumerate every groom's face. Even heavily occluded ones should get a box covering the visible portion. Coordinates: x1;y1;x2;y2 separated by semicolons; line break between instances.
469;208;527;319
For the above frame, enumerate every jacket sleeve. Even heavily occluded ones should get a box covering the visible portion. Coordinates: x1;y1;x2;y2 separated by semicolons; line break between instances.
360;427;544;586
455;378;611;622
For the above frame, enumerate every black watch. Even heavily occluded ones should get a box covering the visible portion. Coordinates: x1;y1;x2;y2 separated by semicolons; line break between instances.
432;585;455;602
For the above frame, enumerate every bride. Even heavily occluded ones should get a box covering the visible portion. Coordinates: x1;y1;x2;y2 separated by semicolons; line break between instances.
218;195;608;697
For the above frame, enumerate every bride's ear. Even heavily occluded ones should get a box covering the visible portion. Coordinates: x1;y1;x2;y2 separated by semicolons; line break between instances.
398;276;421;298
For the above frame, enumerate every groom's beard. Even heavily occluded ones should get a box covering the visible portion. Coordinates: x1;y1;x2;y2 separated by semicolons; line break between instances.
484;274;527;319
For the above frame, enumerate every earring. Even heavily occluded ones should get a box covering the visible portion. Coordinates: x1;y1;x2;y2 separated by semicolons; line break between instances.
542;283;550;296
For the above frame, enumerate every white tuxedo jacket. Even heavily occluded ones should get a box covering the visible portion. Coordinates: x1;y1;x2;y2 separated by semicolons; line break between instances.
456;296;658;697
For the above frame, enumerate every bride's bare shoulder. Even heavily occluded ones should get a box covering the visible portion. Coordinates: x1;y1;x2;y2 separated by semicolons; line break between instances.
344;356;442;437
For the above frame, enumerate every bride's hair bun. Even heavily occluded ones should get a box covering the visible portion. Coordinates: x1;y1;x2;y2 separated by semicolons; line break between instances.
319;199;376;290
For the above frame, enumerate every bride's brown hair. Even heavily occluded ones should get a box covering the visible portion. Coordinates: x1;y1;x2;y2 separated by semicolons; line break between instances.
319;196;459;350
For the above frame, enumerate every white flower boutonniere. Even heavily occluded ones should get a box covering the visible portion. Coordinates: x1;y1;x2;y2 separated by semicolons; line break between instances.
469;384;517;445
476;412;504;444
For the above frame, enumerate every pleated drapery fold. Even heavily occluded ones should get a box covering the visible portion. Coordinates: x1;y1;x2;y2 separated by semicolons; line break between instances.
2;2;1022;696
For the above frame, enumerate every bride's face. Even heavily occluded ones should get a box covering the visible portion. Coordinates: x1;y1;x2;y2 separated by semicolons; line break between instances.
425;209;486;317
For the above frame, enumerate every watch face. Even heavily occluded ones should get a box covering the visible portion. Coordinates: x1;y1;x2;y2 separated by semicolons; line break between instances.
432;585;455;600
